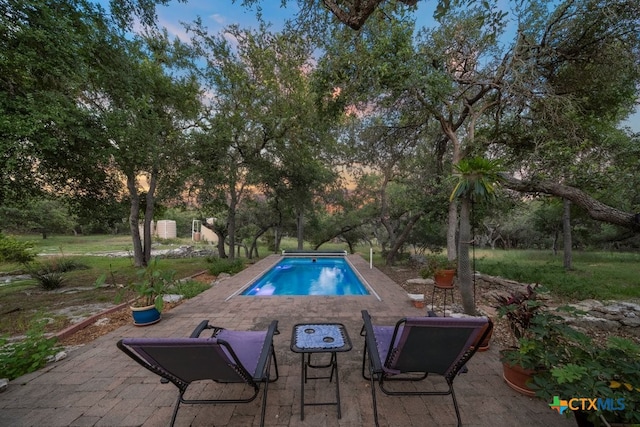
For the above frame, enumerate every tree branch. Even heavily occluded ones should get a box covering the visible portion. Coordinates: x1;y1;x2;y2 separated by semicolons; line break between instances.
321;0;417;30
501;174;640;231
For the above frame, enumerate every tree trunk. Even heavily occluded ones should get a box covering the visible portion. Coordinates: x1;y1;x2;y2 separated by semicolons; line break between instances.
274;226;282;253
458;196;476;315
296;207;304;250
563;198;573;270
441;120;461;262
249;227;269;259
227;191;237;261
447;200;458;259
212;224;227;258
142;171;157;266
126;174;145;267
385;212;423;265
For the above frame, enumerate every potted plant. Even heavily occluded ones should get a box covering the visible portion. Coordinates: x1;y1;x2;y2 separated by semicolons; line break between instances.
408;293;426;308
495;285;583;396
420;255;457;287
97;258;177;326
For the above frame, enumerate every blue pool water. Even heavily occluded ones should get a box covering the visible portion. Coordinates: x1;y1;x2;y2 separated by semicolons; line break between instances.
241;257;370;296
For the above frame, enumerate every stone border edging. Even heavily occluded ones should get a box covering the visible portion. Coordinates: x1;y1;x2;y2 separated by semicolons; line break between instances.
53;270;211;341
54;302;129;341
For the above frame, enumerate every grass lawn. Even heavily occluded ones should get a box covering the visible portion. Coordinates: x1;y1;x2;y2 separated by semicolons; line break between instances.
1;234;218;337
473;249;640;301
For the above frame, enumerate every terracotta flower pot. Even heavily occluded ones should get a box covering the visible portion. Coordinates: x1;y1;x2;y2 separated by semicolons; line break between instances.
502;361;536;397
412;300;426;308
473;321;493;352
434;269;455;288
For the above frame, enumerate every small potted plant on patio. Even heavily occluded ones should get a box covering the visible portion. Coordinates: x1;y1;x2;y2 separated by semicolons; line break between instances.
421;255;457;287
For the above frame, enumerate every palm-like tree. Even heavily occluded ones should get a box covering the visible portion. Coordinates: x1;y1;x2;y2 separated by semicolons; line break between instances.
450;157;503;315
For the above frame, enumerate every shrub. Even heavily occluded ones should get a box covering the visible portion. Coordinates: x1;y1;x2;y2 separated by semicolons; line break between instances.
174;280;210;299
49;258;88;273
32;271;65;290
207;257;245;276
0;318;60;380
0;233;35;264
26;263;67;290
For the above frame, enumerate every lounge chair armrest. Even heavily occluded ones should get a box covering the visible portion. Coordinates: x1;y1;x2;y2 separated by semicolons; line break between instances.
361;310;384;373
190;320;226;338
190;320;211;337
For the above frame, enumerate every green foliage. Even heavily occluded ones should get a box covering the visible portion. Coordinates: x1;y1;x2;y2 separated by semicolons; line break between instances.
496;283;640;424
496;285;590;370
206;257;245;276
0;318;60;381
174;280;210;299
25;257;88;290
476;250;640;300
96;258;177;312
450;156;504;203
419;254;457;279
30;271;65;291
35;257;88;274
531;337;640;425
0;234;35;264
129;259;176;311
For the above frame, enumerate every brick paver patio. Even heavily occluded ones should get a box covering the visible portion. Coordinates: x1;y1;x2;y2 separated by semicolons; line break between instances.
0;255;575;426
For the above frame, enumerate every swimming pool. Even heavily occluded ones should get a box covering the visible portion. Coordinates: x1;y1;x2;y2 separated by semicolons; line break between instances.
240;257;370;296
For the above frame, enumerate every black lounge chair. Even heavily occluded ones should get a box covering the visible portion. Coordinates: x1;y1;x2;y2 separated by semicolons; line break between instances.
360;310;492;426
117;319;279;426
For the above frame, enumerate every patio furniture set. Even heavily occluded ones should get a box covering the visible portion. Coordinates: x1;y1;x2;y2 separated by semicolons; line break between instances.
118;312;492;427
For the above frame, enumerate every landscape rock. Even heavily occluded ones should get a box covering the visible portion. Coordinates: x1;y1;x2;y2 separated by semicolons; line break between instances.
94;317;110;327
407;293;425;301
405;278;434;286
568;315;620;332
46;351;68;364
163;294;183;303
619;317;640;328
407;273;640;339
0;378;8;392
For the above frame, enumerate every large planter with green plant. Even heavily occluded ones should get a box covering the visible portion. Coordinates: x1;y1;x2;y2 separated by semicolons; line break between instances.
128;260;176;326
130;304;162;326
496;285;640;425
501;352;537;396
96;258;176;327
495;285;582;396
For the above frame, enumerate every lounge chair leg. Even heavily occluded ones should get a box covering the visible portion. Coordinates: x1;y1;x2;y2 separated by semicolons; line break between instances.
260;371;269;426
170;393;182;427
268;347;279;382
369;366;380;427
450;385;462;427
